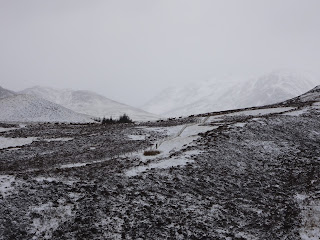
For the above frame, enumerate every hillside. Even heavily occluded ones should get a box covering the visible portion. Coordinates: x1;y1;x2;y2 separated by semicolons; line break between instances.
21;86;160;122
285;85;320;103
0;94;94;123
0;86;16;99
142;78;236;116
0;86;319;239
143;70;319;117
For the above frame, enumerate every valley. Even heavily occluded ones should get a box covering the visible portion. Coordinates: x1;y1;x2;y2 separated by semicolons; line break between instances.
0;87;319;239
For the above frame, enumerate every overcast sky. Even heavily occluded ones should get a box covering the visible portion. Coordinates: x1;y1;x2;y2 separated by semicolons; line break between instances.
0;0;320;106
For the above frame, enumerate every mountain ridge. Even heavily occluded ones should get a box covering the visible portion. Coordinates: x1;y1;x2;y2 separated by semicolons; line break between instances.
20;86;160;122
0;94;94;123
142;70;320;117
0;86;16;99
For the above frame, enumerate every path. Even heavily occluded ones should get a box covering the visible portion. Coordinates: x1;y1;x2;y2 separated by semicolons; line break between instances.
155;116;211;149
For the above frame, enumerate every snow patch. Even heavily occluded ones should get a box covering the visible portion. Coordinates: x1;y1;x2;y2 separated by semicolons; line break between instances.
29;201;74;239
126;150;202;177
141;125;183;137
34;177;59;183
43;137;73;142
34;177;75;186
283;108;310;116
0;137;36;149
233;122;246;127
0;175;15;197
207;116;224;123
59;162;88;169
0;127;17;132
179;124;214;138
295;194;320;240
226;107;295;117
127;135;146;141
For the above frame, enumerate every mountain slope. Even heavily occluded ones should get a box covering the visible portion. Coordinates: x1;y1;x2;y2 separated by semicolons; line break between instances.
0;94;94;123
0;86;16;99
285;85;320;103
21;86;160;122
141;79;236;115
1;86;319;239
225;70;319;108
143;70;319;117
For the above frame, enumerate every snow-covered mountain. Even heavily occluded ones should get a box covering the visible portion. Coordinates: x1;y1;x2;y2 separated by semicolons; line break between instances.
142;79;236;116
0;86;16;99
286;85;320;103
20;87;160;122
0;94;94;123
143;70;320;117
224;70;319;108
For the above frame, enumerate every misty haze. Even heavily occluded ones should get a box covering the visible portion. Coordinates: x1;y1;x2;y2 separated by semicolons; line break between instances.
0;1;320;239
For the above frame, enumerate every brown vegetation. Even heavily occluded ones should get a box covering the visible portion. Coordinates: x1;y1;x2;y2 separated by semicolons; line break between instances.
143;150;160;156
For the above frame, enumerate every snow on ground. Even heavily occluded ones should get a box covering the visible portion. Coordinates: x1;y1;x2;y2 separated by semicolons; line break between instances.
34;177;75;186
233;122;246;127
158;136;199;155
297;86;320;102
0;137;36;149
207;107;295;123
29;201;74;240
207;116;225;122
295;194;320;240
125;122;217;176
0;175;15;197
0;123;25;132
245;140;284;156
0;127;17;132
165;125;187;136
282;108;310;116
126;150;202;177
59;162;88;169
142;70;318;117
226;107;295;117
21;86;160;122
150;123;217;158
127;135;146;141
141;125;183;137
34;177;59;183
0;94;94;123
43;138;73;142
312;102;320;110
179;124;214;138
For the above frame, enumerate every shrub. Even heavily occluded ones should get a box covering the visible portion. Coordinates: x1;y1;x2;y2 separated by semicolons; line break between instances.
101;117;116;124
101;114;134;124
118;114;133;123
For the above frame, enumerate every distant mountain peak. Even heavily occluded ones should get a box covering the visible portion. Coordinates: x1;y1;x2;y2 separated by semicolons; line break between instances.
142;70;320;117
0;94;94;123
21;86;160;121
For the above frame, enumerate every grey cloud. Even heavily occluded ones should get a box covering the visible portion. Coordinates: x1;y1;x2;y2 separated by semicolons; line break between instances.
0;0;319;106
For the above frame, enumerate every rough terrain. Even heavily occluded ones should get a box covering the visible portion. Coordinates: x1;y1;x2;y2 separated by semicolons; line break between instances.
0;87;319;239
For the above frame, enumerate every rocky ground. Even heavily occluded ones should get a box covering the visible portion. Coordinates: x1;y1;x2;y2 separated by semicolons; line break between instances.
0;89;319;239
